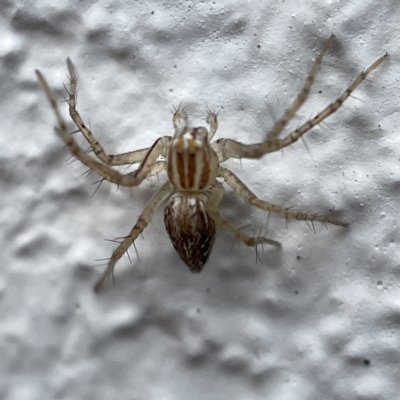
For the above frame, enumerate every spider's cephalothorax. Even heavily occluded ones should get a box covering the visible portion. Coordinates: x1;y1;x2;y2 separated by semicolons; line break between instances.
167;110;219;191
36;35;387;291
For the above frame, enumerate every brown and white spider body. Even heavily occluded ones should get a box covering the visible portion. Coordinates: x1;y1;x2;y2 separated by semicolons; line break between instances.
165;110;222;272
35;35;387;291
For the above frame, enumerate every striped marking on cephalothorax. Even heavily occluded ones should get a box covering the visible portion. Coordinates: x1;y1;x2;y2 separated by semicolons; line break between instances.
168;127;215;191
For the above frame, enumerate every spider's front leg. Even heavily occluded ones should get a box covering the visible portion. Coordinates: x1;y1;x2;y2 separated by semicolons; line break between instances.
213;36;387;162
36;69;171;187
66;58;156;167
274;52;388;150
219;167;348;228
94;180;174;292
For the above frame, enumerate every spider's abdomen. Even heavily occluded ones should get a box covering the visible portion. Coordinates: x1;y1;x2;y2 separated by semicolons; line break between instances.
164;192;216;273
167;127;219;191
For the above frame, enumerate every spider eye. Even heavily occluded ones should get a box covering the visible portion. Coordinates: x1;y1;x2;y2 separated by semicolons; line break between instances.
192;127;208;139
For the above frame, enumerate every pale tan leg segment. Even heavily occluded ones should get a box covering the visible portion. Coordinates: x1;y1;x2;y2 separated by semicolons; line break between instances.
213;41;387;162
36;69;171;187
219;167;348;227
66;58;158;166
266;34;334;141
94;181;174;292
277;52;388;149
149;161;167;177
205;184;281;247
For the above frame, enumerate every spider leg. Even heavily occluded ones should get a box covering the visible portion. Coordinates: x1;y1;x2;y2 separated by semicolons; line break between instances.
66;58;153;166
213;42;387;162
205;183;280;247
266;34;334;141
149;160;167;177
219;167;348;227
212;35;334;162
36;69;171;187
94;180;174;292
273;52;388;151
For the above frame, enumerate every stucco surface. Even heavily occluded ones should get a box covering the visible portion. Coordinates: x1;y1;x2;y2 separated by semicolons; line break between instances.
1;1;399;399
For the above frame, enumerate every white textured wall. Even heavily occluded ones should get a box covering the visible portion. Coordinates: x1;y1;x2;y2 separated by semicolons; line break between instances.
1;1;400;399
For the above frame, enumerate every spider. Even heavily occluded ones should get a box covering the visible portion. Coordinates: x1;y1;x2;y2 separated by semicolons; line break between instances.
36;35;387;292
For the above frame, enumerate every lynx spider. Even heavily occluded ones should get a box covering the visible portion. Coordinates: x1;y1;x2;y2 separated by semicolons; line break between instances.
36;35;387;292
